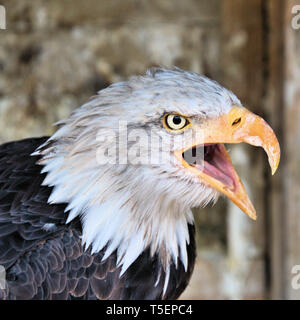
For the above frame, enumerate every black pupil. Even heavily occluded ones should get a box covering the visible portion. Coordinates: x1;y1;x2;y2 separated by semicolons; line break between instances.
173;116;182;125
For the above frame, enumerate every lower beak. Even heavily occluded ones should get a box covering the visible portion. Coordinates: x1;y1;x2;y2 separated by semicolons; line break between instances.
175;106;280;220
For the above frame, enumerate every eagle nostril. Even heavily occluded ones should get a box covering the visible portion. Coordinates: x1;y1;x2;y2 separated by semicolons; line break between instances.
232;117;242;126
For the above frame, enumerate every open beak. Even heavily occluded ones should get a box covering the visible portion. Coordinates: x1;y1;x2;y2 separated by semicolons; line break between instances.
174;107;280;220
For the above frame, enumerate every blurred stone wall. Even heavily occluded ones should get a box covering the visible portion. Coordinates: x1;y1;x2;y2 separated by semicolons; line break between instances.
0;0;220;141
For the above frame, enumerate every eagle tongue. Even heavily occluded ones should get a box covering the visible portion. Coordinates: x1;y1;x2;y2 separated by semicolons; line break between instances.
202;161;234;189
194;144;235;189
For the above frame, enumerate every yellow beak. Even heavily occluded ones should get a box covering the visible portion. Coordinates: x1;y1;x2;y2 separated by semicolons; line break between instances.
175;107;280;220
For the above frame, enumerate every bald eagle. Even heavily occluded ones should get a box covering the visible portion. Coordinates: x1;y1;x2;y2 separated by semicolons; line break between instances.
0;68;279;300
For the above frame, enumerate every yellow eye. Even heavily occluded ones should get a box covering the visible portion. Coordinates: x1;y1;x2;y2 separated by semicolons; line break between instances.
163;114;190;131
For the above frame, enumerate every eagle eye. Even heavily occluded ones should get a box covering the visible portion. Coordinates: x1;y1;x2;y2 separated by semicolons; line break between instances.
163;114;190;131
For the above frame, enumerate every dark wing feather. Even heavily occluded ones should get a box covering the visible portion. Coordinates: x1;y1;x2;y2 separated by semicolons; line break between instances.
0;138;68;269
4;228;120;300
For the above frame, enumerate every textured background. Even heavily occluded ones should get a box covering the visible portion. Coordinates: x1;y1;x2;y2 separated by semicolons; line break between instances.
0;0;299;299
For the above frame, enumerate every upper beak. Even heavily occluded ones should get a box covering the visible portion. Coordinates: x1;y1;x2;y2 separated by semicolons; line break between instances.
175;106;280;220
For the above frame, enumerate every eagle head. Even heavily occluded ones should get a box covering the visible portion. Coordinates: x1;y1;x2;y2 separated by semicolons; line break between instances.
35;67;280;275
